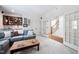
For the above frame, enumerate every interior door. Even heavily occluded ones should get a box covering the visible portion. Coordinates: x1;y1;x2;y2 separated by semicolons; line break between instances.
40;20;46;36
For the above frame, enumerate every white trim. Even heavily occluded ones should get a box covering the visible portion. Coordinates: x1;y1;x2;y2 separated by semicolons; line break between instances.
78;40;79;54
78;48;79;54
64;41;78;51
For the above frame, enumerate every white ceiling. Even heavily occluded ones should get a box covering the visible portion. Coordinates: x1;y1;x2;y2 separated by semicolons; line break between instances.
0;5;79;18
0;5;54;17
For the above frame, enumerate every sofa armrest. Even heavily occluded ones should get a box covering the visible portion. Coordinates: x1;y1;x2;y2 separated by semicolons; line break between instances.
33;32;36;36
0;39;9;53
32;32;36;38
0;45;3;50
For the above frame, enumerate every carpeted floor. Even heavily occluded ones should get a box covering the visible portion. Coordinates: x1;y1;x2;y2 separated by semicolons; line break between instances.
7;36;77;54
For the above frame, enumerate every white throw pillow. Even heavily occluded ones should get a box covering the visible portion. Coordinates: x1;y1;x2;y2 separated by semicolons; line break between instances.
27;31;33;36
18;30;23;35
4;31;11;37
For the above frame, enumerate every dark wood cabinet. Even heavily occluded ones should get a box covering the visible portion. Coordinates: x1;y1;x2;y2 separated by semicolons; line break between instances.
3;15;22;25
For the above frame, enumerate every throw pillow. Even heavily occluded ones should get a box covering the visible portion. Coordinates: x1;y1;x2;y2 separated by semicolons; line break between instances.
18;30;23;35
11;31;18;37
4;31;11;38
27;31;33;36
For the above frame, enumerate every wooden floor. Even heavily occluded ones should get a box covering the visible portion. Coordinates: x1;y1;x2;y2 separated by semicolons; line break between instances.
48;33;63;43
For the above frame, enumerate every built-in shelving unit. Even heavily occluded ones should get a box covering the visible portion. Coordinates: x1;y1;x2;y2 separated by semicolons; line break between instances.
3;15;22;25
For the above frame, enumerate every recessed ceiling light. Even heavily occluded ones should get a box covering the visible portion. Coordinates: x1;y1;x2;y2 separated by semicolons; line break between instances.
11;9;15;12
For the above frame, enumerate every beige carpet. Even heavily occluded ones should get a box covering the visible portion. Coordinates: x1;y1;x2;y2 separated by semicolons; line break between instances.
7;36;77;54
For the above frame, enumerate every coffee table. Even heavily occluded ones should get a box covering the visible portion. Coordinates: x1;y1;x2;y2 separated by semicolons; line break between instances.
10;39;40;54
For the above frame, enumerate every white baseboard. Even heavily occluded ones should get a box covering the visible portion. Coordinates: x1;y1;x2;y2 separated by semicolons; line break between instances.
64;41;78;51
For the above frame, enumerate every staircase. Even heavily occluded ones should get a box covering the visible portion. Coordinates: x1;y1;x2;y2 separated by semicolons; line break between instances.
51;19;59;33
48;19;63;43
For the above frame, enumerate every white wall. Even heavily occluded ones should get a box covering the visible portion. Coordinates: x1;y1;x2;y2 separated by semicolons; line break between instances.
0;12;40;35
30;16;40;35
0;11;3;29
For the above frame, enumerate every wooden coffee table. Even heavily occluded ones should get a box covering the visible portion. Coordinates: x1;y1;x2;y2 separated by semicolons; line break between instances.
10;39;40;54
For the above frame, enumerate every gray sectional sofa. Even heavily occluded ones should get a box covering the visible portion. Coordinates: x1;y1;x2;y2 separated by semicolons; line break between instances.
0;30;36;54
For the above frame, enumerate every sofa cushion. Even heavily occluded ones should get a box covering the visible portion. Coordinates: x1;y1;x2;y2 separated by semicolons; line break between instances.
23;30;28;35
23;35;36;39
23;35;30;38
4;31;11;38
18;30;23;35
0;39;9;53
0;39;9;47
10;36;24;42
14;30;23;35
0;37;10;41
27;30;33;36
0;32;5;39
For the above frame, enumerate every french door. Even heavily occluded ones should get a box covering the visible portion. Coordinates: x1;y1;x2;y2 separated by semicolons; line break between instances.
64;12;79;51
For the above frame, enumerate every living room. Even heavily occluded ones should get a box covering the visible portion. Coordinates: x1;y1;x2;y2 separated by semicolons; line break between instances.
0;5;79;54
